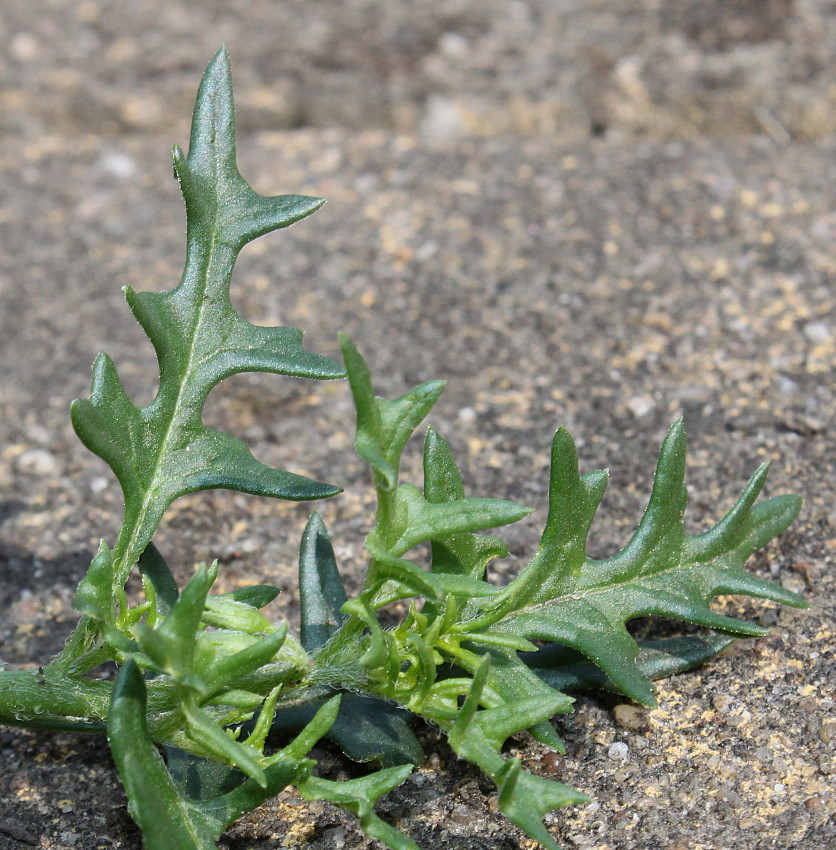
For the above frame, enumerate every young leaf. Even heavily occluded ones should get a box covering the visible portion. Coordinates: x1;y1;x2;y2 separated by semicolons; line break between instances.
109;660;306;849
380;482;531;558
213;584;281;610
73;541;136;653
299;511;348;653
299;765;419;850
181;695;266;787
444;658;588;850
71;47;344;586
340;333;445;491
423;427;509;581
133;563;217;690
482;421;807;706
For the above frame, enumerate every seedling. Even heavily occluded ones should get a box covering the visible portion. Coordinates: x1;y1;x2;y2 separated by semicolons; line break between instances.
0;50;807;850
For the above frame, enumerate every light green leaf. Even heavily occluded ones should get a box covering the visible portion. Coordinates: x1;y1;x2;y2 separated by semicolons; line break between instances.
181;695;266;787
445;658;587;850
73;541;136;653
341;333;445;491
299;765;419;850
133;563;216;690
384;483;530;558
423;427;509;580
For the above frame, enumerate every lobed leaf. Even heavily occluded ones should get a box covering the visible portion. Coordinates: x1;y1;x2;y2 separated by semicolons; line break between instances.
423;427;509;581
299;765;419;850
482;421;807;705
340;334;444;491
444;658;588;850
71;48;344;586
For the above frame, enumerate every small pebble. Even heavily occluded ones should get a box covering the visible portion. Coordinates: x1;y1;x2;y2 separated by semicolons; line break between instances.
803;321;830;344
608;741;629;761
712;694;733;714
449;804;474;825
16;449;59;476
541;752;565;773
90;476;109;493
818;718;836;743
626;395;655;417
322;826;345;848
613;703;649;732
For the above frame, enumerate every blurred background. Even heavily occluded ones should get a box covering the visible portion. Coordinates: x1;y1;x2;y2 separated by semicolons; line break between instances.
1;1;834;142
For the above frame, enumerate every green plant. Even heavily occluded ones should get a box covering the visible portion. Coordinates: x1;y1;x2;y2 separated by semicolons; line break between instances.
0;49;807;850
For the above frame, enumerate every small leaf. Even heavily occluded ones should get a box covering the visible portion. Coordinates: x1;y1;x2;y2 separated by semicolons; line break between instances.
73;541;135;652
444;658;587;850
385;483;530;558
299;766;418;850
133;564;216;689
182;695;266;787
201;597;273;633
341;334;445;490
272;693;424;768
201;625;288;692
496;759;589;850
272;695;342;762
213;585;280;610
424;427;509;581
299;512;348;653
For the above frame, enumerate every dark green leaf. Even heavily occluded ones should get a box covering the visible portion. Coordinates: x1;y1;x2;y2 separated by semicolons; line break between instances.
165;746;245;801
216;585;280;610
107;660;223;849
527;634;737;693
138;542;180;614
272;693;424;768
299;512;348;653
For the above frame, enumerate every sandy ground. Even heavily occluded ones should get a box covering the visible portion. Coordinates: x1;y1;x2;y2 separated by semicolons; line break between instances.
0;2;833;849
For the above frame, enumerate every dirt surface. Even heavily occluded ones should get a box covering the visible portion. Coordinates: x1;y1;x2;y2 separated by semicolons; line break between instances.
0;2;834;849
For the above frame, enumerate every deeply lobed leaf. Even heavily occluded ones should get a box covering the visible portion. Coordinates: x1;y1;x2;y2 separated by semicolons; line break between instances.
71;48;344;585
480;421;806;705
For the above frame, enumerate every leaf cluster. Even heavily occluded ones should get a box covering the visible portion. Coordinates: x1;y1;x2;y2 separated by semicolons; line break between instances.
0;49;807;850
